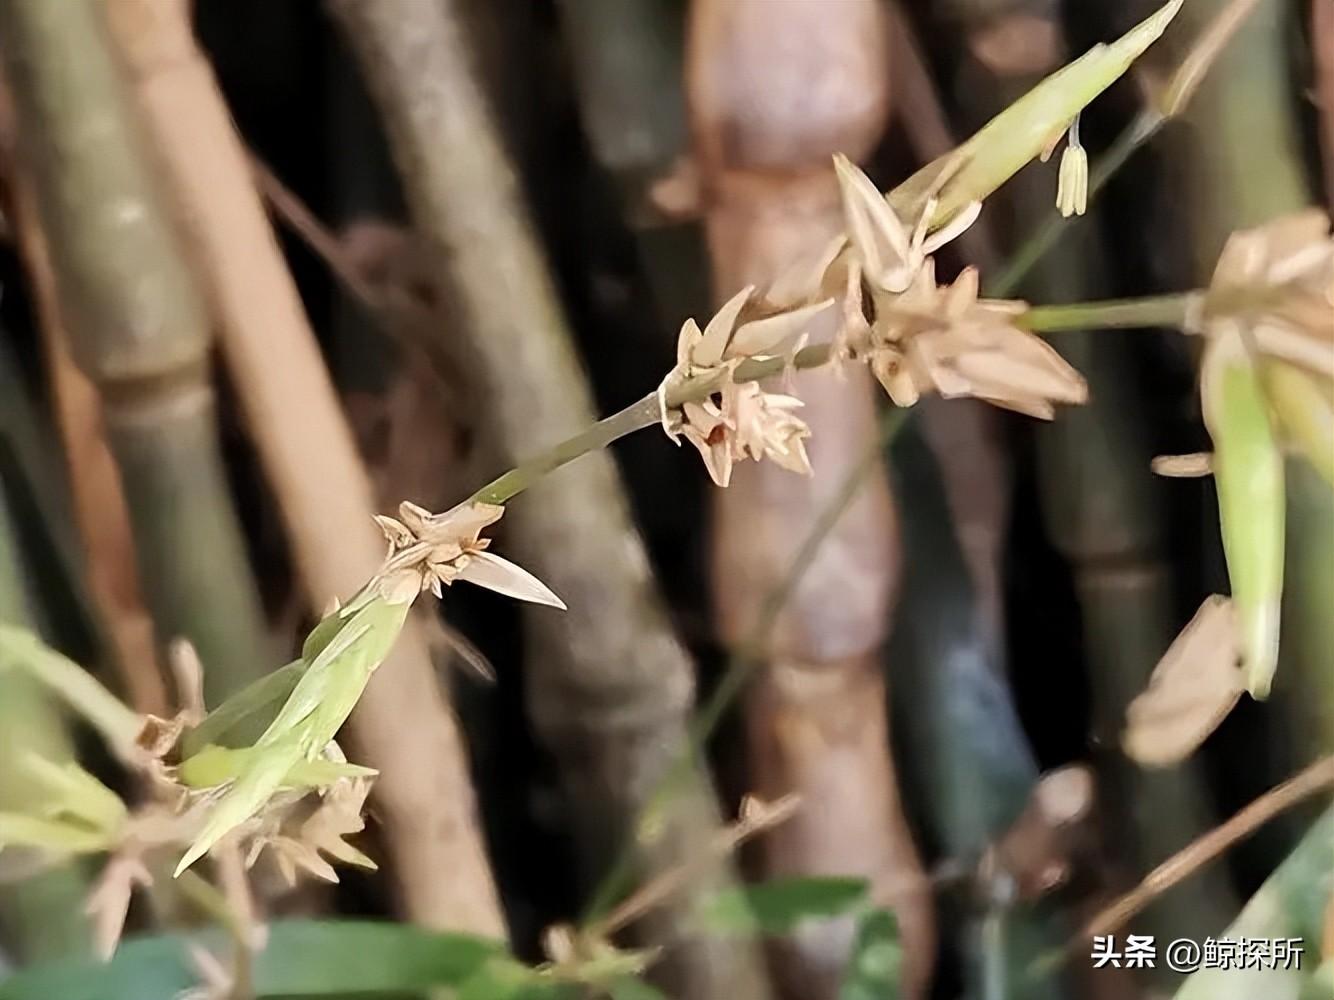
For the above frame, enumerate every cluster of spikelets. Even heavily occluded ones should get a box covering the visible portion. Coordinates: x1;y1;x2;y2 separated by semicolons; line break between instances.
0;500;565;958
658;151;1091;490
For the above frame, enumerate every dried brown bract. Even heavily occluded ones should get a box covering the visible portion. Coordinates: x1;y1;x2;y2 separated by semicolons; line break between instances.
853;261;1088;418
374;500;564;608
1123;595;1245;767
244;766;376;887
1196;209;1334;377
833;153;980;295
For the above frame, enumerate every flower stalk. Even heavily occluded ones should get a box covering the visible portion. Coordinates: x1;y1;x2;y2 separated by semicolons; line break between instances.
468;292;1205;507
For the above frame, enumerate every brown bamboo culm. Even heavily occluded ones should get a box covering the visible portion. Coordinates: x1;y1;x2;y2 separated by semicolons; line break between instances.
102;0;505;936
686;4;935;999
18;191;170;718
325;1;769;995
0;0;270;704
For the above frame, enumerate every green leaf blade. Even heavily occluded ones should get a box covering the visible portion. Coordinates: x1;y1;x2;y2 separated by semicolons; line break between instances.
694;875;869;936
839;909;902;1000
0;919;506;1000
889;0;1183;225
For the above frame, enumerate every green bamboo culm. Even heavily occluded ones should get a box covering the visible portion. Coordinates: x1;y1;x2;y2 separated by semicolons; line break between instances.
0;0;272;703
0;487;89;961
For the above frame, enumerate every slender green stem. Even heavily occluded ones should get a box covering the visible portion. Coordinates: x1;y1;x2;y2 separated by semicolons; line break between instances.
0;625;141;758
467;344;835;505
1022;291;1201;333
467;287;1200;514
469;396;661;505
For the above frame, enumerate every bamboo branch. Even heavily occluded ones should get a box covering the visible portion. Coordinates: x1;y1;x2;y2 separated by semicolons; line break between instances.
1173;803;1334;999
1082;755;1334;941
466;290;1199;510
0;0;271;704
1020;293;1200;333
325;1;764;992
103;0;504;935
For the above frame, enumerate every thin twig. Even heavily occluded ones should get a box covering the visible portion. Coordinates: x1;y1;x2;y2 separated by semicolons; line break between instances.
1082;754;1334;941
1019;292;1200;333
587;794;802;939
249;155;383;311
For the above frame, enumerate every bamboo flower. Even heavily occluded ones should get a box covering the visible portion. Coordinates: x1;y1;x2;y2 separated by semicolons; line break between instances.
724;380;813;477
833;153;980;295
374;500;565;609
243;763;377;886
1197;209;1334;378
173;589;412;876
859;262;1089;418
1173;211;1334;697
660;285;833;486
175;502;559;877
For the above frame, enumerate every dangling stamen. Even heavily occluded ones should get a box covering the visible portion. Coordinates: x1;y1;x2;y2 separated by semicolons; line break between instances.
1056;114;1089;218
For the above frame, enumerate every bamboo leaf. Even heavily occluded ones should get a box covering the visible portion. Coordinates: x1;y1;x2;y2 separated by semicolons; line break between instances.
0;626;142;756
0;920;506;1000
839;909;901;1000
888;0;1183;226
0;812;112;854
693;876;869;936
608;976;670;1000
455;957;573;1000
180;660;304;758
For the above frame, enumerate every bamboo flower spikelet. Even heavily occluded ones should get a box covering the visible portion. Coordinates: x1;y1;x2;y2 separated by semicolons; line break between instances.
856;260;1088;418
374;500;566;608
660;285;833;486
833;156;1087;418
833;152;981;295
175;503;561;876
1164;211;1334;698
